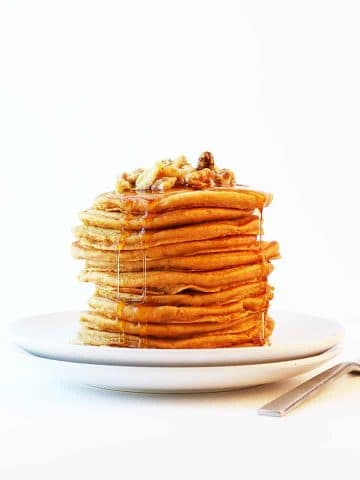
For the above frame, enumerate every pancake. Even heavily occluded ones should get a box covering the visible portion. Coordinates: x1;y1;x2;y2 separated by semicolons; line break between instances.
87;295;270;323
71;235;258;261
73;216;261;251
79;262;273;293
81;242;280;272
80;207;252;230
94;186;272;214
77;316;274;348
80;310;263;338
94;280;272;306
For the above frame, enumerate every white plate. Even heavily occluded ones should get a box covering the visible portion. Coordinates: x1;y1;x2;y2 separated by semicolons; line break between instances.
10;310;344;366
18;345;341;393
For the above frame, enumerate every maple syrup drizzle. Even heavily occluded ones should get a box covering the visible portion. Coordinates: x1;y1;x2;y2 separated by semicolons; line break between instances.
116;236;126;346
258;207;266;344
115;203;149;349
136;222;148;348
258;207;263;248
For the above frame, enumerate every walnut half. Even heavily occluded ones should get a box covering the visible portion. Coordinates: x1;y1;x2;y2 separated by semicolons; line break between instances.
197;151;215;170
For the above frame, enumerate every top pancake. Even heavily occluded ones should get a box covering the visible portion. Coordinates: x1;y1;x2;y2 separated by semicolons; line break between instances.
94;186;272;214
80;207;252;231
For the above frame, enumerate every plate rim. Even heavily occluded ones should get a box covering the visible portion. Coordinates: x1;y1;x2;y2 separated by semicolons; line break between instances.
18;342;342;371
9;309;345;367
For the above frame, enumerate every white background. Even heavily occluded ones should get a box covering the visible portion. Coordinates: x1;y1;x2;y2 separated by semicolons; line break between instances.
1;0;360;327
1;1;360;478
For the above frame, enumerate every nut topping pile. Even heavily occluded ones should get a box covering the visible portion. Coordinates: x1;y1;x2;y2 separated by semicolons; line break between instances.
116;152;236;193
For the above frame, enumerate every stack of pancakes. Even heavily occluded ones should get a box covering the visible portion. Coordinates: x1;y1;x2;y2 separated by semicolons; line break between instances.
72;185;280;348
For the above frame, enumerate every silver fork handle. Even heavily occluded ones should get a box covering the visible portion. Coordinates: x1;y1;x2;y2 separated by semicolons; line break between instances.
258;362;356;417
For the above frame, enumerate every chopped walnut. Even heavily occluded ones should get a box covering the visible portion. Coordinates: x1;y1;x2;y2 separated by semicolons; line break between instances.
116;169;144;192
174;155;189;168
214;168;236;187
184;168;216;189
115;152;236;191
135;161;163;190
128;168;144;184
197;151;215;170
157;164;180;179
116;177;132;193
177;164;196;184
151;176;177;192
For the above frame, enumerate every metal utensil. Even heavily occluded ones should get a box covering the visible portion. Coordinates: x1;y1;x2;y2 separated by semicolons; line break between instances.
258;361;360;417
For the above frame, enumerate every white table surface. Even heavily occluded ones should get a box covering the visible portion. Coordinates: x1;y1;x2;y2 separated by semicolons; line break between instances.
1;326;359;480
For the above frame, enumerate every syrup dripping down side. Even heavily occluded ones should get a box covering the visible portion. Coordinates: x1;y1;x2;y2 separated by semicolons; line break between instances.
258;207;266;345
115;206;148;348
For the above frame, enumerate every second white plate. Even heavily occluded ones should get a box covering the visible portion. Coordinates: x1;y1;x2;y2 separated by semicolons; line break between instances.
10;310;344;366
17;344;341;393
